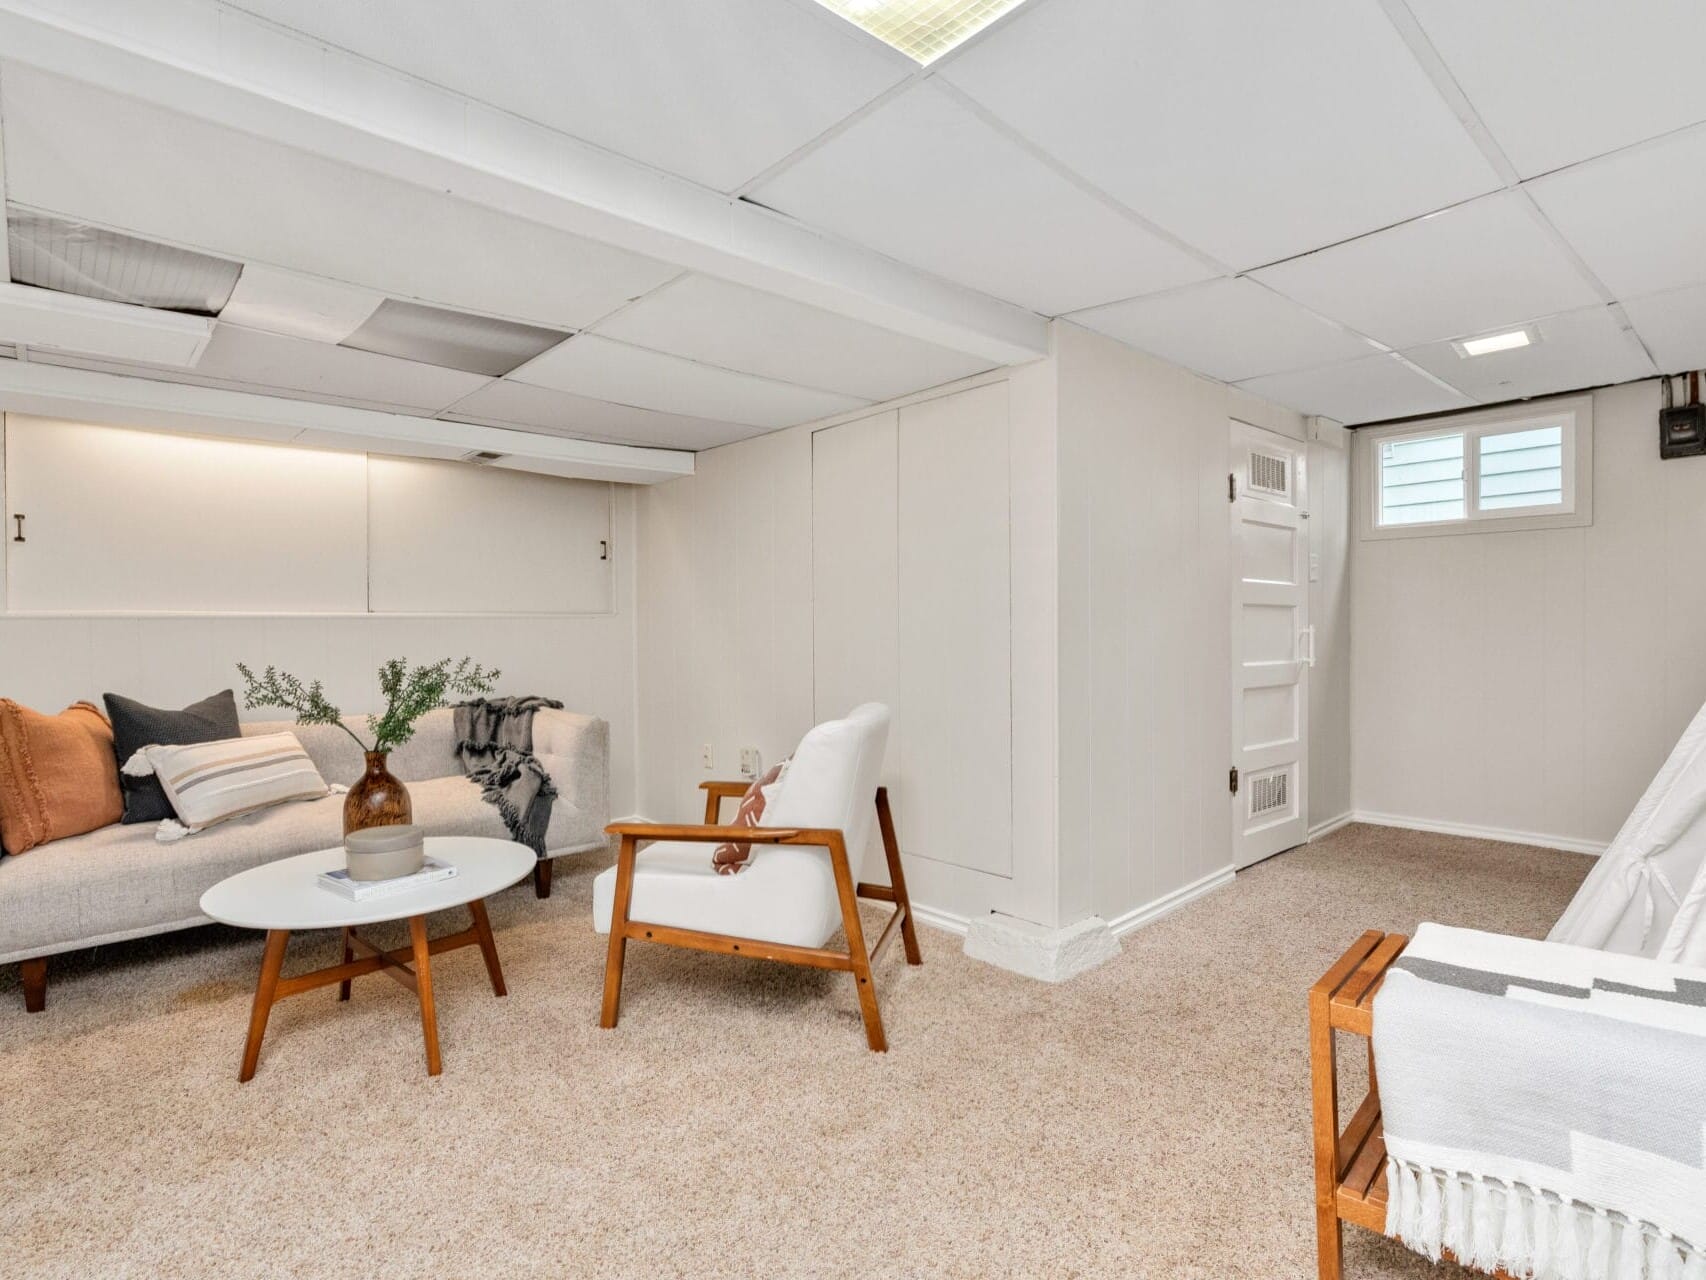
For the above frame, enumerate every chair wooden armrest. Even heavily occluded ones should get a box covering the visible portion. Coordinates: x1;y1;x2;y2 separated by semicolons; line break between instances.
699;778;755;822
603;821;812;843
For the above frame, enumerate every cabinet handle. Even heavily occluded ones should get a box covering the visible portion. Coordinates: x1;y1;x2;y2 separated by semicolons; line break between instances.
10;514;22;543
599;539;608;561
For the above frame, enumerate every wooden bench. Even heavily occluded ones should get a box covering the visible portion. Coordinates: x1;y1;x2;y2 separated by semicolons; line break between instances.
1309;931;1516;1280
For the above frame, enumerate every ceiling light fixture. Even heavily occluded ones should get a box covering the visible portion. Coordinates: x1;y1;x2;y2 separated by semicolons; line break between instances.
810;0;1033;64
1454;328;1534;358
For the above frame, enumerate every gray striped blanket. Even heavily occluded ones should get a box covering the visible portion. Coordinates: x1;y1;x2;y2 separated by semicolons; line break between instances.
1373;923;1706;1280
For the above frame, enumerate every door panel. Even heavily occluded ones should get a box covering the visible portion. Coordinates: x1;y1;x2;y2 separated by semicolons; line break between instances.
1231;421;1310;867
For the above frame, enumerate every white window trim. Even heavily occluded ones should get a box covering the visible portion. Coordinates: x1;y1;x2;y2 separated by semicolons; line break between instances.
1358;393;1593;541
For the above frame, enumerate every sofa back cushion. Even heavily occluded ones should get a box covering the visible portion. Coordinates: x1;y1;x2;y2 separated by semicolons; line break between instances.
241;707;460;785
0;700;124;855
104;689;241;825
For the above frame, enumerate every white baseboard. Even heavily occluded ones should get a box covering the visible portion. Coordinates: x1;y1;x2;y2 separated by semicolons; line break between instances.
908;902;970;936
1105;864;1236;937
1347;810;1606;857
1308;811;1356;840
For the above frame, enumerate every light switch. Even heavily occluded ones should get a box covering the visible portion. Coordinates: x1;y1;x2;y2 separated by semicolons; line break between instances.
1309;552;1321;583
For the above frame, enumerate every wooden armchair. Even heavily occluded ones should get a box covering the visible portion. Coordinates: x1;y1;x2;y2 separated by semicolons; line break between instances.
594;704;922;1051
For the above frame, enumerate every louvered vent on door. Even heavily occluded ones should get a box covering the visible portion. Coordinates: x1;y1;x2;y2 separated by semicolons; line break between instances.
1249;770;1289;817
1248;450;1290;498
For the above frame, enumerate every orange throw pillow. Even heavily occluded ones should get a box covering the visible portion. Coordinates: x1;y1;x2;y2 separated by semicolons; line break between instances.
0;700;124;855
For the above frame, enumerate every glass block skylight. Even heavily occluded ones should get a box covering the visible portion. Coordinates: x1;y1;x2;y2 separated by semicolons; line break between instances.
812;0;1032;64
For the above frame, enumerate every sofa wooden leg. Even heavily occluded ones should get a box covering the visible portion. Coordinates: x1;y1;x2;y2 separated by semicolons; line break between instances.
533;858;553;899
21;957;46;1013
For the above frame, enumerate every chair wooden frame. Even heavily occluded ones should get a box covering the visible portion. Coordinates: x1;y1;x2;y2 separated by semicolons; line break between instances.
599;783;922;1051
1310;931;1517;1280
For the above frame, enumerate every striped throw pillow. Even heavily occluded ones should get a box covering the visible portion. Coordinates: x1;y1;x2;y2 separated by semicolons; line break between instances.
123;732;332;836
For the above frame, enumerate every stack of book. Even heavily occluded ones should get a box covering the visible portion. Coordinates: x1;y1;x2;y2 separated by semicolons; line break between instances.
317;856;458;901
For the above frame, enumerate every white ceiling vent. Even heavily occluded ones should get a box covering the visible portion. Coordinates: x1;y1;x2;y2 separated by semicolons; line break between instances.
342;299;568;377
7;209;241;315
461;450;507;465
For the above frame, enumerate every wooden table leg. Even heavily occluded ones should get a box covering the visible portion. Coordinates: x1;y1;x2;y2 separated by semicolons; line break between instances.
338;927;354;1002
408;916;442;1077
239;930;290;1083
468;899;507;998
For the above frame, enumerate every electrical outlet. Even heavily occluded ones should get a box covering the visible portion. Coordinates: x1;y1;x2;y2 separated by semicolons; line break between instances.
700;744;714;770
740;747;761;778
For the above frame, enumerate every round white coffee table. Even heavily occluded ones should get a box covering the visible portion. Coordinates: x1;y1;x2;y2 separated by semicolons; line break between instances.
201;836;535;1081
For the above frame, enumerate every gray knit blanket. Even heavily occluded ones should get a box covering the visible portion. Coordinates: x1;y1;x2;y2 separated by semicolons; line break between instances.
1373;923;1706;1280
453;696;563;858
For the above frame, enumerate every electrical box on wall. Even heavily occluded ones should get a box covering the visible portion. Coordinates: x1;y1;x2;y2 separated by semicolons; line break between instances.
1661;373;1706;459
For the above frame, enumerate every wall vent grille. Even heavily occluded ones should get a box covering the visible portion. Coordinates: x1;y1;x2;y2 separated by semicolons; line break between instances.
1248;450;1289;497
1249;771;1288;817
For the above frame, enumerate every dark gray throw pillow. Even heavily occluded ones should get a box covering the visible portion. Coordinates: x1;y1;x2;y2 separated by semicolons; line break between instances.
103;689;242;824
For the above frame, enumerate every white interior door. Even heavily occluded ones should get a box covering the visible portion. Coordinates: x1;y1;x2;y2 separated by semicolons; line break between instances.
1230;420;1310;868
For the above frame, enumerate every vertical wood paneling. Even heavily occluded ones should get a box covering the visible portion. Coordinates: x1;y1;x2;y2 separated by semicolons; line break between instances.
1351;379;1706;848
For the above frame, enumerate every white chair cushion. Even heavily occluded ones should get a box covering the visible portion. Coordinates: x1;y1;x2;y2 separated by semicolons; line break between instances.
593;841;842;948
592;703;891;948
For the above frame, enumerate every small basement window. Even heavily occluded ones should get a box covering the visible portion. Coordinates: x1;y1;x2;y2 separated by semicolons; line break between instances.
1362;394;1591;539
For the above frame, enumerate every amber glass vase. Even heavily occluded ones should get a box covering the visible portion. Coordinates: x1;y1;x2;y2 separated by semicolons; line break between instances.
343;751;413;836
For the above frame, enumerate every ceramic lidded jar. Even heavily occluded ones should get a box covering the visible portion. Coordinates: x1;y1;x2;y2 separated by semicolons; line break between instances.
343;822;425;882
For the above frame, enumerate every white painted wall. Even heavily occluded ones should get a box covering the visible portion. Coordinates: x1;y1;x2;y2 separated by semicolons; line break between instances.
1350;378;1702;851
0;422;641;813
1052;323;1343;927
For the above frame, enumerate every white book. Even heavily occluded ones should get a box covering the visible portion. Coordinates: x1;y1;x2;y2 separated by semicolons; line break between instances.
317;856;458;901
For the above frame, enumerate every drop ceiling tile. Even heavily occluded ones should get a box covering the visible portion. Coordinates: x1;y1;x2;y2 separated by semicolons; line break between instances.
442;378;757;451
751;84;1213;315
1067;278;1374;383
1236;354;1471;426
34;323;490;412
0;65;682;333
1251;192;1602;350
941;0;1500;268
1406;0;1706;177
221;0;911;190
341;298;568;376
1624;284;1706;375
512;334;866;429
1402;306;1654;403
1528;128;1706;299
593;274;995;400
219;265;383;343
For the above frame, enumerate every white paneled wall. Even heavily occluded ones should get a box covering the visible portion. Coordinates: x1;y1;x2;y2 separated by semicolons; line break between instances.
1351;378;1705;850
1308;421;1354;830
636;365;1061;927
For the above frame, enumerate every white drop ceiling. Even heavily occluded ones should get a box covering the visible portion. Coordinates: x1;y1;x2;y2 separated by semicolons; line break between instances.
0;0;1698;451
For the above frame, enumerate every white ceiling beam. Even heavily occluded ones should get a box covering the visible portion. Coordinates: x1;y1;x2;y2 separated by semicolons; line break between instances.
0;358;695;485
0;3;1049;366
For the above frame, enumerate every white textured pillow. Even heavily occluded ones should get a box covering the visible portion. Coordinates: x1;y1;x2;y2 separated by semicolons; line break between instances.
122;731;334;840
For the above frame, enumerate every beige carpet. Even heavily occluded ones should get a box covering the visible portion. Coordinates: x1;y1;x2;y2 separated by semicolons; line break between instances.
0;824;1590;1279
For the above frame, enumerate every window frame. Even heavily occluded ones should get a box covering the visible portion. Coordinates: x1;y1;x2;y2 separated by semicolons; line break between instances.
1359;393;1593;541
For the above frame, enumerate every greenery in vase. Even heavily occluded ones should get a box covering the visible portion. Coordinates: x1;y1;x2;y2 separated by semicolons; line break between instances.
237;656;500;754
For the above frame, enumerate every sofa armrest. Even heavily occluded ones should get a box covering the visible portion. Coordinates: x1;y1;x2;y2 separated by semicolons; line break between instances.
534;709;609;827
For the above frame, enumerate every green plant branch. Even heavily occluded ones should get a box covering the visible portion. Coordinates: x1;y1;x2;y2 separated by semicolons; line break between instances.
237;657;500;755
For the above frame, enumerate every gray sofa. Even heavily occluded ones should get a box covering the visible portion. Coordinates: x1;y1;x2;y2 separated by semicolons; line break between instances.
2;706;609;1011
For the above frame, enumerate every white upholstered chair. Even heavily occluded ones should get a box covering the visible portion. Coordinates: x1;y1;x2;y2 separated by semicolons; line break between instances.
592;702;921;1050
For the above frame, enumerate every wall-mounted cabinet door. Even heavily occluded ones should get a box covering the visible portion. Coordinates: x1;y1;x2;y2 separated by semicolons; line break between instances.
897;383;1013;877
367;457;612;614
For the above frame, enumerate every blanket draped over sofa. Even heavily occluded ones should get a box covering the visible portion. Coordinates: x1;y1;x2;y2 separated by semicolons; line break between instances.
453;696;564;858
1373;924;1706;1280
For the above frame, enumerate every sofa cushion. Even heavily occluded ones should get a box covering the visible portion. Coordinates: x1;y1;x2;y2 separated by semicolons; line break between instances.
0;700;123;856
104;690;243;824
241;708;460;786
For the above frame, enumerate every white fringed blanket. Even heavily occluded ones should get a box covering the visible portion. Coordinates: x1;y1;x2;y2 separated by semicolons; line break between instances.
1372;924;1706;1280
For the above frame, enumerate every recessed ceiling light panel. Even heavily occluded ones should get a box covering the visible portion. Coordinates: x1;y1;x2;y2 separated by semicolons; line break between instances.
1454;327;1534;358
341;298;569;376
811;0;1033;64
7;209;241;316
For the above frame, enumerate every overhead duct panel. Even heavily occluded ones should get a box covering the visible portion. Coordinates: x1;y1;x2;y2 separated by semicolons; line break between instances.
341;298;569;376
7;208;242;315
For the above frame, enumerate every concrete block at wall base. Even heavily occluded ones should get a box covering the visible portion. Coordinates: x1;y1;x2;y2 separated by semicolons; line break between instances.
963;913;1121;982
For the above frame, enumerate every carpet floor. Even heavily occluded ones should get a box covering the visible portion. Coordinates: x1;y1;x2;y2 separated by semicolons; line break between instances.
0;823;1591;1279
